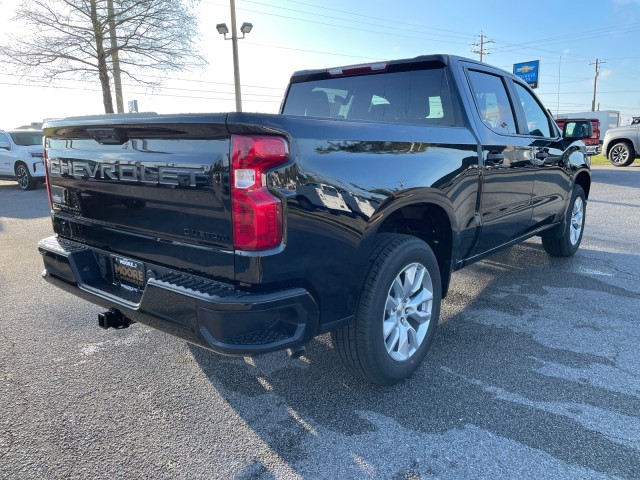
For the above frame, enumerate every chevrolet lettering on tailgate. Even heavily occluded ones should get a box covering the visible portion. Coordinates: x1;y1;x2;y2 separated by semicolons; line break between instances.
48;159;208;187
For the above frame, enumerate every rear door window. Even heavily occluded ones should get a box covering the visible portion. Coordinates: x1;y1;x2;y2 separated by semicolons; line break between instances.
467;70;517;134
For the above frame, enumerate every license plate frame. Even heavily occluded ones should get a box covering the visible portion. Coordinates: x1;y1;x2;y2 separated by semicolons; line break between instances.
112;255;146;291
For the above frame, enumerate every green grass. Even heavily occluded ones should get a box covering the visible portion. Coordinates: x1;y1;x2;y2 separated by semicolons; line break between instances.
590;154;609;165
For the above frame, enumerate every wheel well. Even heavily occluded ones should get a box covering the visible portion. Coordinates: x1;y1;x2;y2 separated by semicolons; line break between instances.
378;203;453;297
606;139;634;157
14;161;28;174
575;171;591;199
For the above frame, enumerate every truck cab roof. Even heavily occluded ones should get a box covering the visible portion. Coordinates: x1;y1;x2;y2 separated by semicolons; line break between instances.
289;54;516;83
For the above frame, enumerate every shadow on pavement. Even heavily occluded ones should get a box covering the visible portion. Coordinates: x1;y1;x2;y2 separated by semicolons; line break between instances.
591;165;640;189
190;242;640;478
0;182;50;221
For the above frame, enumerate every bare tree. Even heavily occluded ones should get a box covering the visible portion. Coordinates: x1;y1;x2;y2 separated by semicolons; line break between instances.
0;0;206;113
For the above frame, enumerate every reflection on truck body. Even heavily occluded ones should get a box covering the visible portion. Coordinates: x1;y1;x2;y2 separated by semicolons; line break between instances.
296;183;350;212
340;191;376;218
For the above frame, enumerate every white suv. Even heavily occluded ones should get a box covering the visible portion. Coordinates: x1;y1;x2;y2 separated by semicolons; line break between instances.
0;129;45;190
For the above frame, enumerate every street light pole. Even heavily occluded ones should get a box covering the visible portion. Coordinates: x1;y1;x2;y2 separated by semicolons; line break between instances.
216;1;252;112
230;0;242;112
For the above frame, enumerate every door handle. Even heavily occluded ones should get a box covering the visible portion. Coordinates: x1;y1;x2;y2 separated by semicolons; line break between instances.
486;152;505;165
534;149;559;166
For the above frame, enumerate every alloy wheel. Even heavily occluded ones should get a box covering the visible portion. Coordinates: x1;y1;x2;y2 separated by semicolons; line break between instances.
610;145;629;165
570;197;584;245
16;165;29;190
383;262;433;361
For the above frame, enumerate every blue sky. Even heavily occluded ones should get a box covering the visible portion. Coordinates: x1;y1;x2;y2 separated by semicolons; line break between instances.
1;0;640;127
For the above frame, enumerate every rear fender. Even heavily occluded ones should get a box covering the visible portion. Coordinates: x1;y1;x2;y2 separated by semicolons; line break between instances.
361;188;459;297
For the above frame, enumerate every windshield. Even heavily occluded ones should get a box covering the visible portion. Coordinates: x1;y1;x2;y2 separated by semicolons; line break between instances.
10;131;43;146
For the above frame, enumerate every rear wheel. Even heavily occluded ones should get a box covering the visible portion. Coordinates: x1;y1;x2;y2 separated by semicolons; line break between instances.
542;184;586;257
332;234;441;385
608;141;634;167
15;163;37;191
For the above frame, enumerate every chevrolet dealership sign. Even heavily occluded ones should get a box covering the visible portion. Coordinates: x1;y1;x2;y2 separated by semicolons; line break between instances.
513;60;540;89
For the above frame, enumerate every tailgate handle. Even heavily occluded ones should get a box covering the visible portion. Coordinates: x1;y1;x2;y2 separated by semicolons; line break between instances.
86;128;128;145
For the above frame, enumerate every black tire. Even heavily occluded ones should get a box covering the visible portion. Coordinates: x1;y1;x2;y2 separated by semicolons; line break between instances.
608;141;635;167
297;196;313;211
331;234;442;385
15;162;37;191
542;184;586;257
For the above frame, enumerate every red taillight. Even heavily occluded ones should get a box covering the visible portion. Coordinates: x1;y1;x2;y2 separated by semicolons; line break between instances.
231;135;289;251
43;141;52;209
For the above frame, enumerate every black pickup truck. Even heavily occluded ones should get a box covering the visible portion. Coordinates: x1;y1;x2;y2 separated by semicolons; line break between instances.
39;54;592;385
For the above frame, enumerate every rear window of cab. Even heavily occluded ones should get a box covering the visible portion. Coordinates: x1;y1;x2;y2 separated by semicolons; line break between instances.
283;68;458;127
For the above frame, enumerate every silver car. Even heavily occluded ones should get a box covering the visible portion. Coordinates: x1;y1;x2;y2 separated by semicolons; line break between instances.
602;123;639;167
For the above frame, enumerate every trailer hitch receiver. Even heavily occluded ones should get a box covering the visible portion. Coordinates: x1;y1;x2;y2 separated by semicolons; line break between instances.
98;309;132;329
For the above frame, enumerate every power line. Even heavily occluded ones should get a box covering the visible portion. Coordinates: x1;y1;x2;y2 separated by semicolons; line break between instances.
0;72;285;95
605;58;640;80
491;24;640;53
242;40;383;62
598;104;640;112
282;0;476;39
0;81;282;103
538;90;640;95
491;42;592;62
204;1;473;45
229;0;637;73
240;0;475;41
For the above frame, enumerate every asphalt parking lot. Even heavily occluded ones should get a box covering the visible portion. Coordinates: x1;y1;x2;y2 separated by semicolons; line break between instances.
1;165;639;479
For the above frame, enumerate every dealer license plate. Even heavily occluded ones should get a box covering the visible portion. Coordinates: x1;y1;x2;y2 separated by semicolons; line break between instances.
112;255;146;291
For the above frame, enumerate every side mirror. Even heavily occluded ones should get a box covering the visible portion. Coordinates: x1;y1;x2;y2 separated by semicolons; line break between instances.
563;120;593;140
0;141;11;150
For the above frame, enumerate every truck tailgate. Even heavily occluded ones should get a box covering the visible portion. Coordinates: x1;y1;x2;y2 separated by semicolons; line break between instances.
44;117;234;279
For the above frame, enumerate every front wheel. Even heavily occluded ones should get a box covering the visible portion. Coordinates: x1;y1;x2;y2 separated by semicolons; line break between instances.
542;184;586;257
15;163;37;191
608;141;635;167
297;196;314;211
332;234;441;385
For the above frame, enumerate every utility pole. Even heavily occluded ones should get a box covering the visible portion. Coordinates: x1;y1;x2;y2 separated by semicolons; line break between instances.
557;55;562;116
472;32;494;63
591;58;606;112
